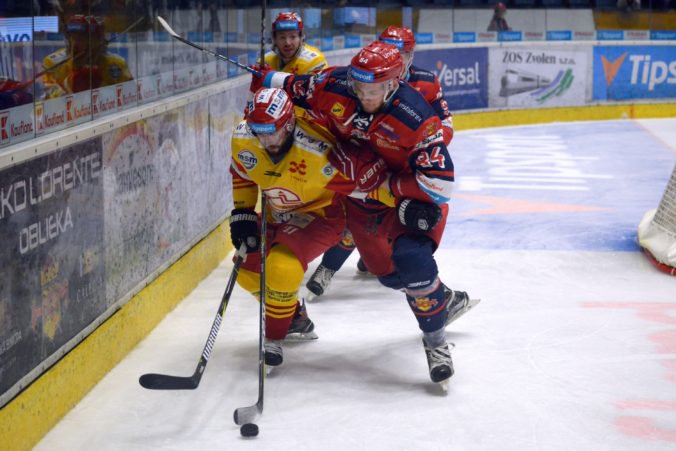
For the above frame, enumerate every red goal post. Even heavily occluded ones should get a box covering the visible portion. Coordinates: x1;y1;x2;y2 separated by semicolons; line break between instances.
638;163;676;276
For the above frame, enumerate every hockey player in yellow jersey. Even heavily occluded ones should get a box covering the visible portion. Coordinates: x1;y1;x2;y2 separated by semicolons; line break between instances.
229;87;356;368
42;15;133;99
264;12;327;75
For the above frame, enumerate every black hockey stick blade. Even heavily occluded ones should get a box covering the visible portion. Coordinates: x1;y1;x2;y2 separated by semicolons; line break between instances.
138;244;246;390
139;373;199;390
156;16;261;76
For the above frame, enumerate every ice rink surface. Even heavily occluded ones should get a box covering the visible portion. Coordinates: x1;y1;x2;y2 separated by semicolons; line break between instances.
36;119;676;451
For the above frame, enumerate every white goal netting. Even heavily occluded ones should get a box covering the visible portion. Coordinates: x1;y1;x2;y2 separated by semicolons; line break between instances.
638;163;676;275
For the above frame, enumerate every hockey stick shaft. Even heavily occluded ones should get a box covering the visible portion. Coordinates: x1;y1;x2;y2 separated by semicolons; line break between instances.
156;16;262;77
139;243;247;390
233;2;267;425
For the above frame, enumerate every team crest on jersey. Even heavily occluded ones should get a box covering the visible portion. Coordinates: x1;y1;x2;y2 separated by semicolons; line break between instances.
109;64;122;80
264;187;303;211
330;102;345;118
412;296;438;312
322;163;334;177
238;150;258;170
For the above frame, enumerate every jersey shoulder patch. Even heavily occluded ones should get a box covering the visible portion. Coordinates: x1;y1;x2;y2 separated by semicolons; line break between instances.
293;124;332;156
389;84;436;130
43;48;69;67
408;66;437;83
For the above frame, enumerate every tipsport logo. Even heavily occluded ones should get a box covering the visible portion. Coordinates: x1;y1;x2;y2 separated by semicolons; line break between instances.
596;47;676;100
602;53;676;91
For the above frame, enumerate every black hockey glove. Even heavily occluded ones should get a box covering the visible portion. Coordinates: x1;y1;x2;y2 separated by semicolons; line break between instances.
229;208;260;253
397;199;442;232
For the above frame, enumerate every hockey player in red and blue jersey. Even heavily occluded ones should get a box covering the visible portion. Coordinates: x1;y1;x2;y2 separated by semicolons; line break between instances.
250;41;478;387
306;26;455;301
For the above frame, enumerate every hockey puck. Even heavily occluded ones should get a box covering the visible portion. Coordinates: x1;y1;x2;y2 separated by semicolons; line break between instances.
240;423;259;438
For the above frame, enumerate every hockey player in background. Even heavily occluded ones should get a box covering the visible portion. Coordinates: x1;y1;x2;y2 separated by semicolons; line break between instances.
306;26;455;301
264;11;327;75
0;77;34;110
250;41;478;387
229;87;365;369
41;15;133;99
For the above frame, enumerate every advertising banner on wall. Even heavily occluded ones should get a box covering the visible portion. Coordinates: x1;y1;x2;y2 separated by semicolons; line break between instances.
488;46;588;109
415;48;488;110
0;139;105;402
102;115;187;305
593;46;676;101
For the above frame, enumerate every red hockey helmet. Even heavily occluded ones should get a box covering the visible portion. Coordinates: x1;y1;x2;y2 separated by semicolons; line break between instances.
349;41;403;84
247;88;295;152
272;12;304;35
66;15;105;40
378;26;416;53
348;41;404;111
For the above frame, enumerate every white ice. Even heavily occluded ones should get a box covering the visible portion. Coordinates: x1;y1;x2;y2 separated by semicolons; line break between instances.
36;119;676;451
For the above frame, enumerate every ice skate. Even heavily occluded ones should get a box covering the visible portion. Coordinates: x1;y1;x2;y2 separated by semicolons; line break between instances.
444;287;481;327
264;339;283;372
423;339;454;389
305;264;335;301
285;299;318;341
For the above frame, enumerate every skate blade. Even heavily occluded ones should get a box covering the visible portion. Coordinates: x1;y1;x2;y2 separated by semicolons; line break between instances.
446;298;481;327
355;269;375;278
437;379;449;393
284;331;318;341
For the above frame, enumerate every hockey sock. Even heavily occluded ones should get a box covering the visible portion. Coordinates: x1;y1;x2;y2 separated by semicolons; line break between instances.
265;245;305;340
423;327;446;348
320;237;356;272
237;268;261;300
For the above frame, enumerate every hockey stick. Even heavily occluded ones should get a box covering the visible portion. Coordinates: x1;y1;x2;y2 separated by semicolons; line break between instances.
139;243;247;390
233;0;267;427
156;16;262;77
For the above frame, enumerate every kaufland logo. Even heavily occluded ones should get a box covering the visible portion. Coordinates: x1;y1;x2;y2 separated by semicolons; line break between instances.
66;95;74;122
602;52;676;91
116;85;123;107
0;111;9;144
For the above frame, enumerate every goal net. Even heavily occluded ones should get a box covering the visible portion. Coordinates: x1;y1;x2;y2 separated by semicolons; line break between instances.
638;163;676;275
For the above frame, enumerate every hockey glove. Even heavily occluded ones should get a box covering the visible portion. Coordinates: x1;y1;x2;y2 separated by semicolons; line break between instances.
229;208;260;253
329;141;388;192
66;66;102;93
397;199;442;232
249;64;273;95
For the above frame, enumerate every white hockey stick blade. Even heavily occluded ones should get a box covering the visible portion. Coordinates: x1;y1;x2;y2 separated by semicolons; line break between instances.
157;16;179;37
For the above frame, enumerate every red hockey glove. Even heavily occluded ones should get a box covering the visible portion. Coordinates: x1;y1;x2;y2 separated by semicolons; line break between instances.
67;66;102;93
329;141;388;193
249;64;272;95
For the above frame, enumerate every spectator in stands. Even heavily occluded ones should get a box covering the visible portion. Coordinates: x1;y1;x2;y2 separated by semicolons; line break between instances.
487;2;512;32
617;0;641;11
